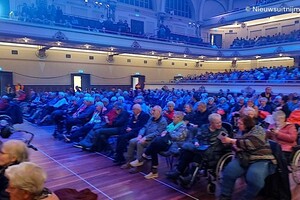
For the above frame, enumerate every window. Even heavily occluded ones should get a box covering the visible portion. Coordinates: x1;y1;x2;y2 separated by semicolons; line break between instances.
166;0;192;18
118;0;153;9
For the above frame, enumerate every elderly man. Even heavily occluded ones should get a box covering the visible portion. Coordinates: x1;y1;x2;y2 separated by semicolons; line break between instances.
166;113;228;180
114;104;150;165
121;105;168;173
65;97;95;135
74;102;128;151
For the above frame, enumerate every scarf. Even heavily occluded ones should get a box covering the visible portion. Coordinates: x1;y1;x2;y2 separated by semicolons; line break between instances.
166;121;184;133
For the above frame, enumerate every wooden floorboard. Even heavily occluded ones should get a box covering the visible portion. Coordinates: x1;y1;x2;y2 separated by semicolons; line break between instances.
6;121;300;200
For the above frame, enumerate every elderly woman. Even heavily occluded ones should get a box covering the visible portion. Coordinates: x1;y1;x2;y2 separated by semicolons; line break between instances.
267;110;297;161
239;98;258;118
220;116;276;200
5;162;59;200
131;111;187;179
163;101;175;124
166;113;228;180
0;140;29;200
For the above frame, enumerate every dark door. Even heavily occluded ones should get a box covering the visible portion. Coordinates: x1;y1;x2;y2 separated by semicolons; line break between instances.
131;74;145;90
131;19;144;35
0;71;13;96
210;33;222;48
71;73;90;92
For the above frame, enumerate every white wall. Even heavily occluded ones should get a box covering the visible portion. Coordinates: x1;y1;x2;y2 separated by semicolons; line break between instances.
0;44;294;86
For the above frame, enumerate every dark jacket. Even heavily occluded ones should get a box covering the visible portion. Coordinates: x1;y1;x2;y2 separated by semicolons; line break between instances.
127;111;150;134
192;109;211;127
110;110;130;131
77;104;95;122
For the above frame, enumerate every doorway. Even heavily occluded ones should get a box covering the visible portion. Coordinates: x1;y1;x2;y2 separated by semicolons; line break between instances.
71;73;90;92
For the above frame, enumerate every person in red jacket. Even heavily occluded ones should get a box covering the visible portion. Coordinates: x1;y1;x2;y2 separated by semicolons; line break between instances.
267;110;298;162
163;101;175;124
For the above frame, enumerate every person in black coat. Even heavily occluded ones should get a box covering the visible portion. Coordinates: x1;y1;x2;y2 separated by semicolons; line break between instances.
64;97;95;134
92;103;130;152
114;104;150;164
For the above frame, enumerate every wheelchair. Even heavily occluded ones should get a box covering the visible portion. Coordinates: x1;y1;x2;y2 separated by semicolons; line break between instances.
0;115;37;151
176;149;233;193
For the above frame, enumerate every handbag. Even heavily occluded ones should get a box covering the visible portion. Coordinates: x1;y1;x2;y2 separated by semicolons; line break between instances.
236;151;251;168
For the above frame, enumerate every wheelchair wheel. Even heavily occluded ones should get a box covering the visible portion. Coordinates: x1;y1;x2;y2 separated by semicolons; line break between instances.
215;152;233;182
292;149;300;184
206;183;216;194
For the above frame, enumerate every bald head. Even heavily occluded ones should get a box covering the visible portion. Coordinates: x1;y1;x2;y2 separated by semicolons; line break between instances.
132;104;142;115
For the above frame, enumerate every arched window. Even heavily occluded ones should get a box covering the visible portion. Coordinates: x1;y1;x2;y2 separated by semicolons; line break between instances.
166;0;192;18
117;0;153;9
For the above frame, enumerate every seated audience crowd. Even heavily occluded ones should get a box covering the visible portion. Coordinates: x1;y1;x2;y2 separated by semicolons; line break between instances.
179;66;300;83
2;78;299;200
8;3;206;47
231;30;300;48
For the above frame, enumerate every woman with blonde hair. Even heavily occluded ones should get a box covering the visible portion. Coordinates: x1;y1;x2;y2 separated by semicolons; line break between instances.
0;140;29;199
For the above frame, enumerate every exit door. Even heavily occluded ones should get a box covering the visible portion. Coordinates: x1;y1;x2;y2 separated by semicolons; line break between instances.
71;73;90;92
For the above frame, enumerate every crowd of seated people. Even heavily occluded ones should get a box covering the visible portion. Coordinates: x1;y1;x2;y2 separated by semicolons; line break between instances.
3;82;300;199
9;3;206;46
231;30;300;48
179;66;300;83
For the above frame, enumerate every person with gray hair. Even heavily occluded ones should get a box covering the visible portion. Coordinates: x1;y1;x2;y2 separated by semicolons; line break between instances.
124;105;168;173
267;110;297;161
114;104;150;165
5;162;59;200
64;101;107;143
133;111;188;179
0;140;30;200
64;97;96;135
166;113;228;180
163;101;175;124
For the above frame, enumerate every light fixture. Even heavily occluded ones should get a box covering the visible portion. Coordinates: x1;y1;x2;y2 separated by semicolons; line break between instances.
110;47;114;51
279;53;283;57
84;44;90;49
183;54;187;58
255;55;261;59
217;57;220;60
56;41;61;46
234;57;237;60
23;37;29;43
151;51;155;55
168;52;172;57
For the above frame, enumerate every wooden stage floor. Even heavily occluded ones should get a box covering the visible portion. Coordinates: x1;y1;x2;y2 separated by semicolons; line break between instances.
7;121;300;200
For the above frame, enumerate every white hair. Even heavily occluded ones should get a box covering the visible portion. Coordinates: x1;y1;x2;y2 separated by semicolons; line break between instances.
5;162;46;196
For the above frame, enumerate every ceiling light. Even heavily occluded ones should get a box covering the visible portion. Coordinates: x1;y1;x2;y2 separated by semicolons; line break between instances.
23;37;29;43
217;57;220;60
